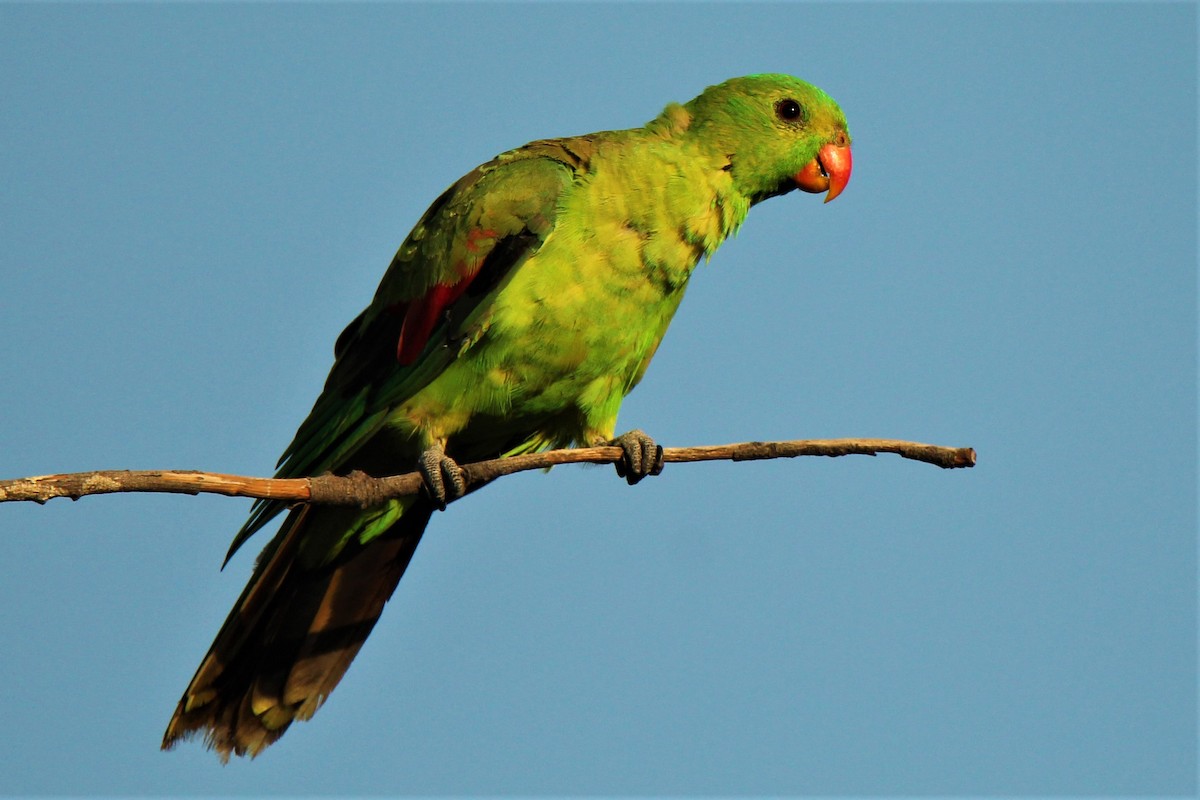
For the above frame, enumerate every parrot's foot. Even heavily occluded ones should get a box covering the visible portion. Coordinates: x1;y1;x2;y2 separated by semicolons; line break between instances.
609;429;665;485
418;443;466;510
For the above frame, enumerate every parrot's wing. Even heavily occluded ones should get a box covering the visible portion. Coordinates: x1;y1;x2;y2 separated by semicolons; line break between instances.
226;140;591;560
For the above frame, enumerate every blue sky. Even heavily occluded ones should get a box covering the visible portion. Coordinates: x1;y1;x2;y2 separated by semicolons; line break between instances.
0;3;1194;795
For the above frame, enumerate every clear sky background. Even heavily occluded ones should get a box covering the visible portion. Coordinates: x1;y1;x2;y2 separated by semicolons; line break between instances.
0;3;1194;796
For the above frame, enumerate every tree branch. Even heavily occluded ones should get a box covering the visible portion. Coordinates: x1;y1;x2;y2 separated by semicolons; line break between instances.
0;438;975;507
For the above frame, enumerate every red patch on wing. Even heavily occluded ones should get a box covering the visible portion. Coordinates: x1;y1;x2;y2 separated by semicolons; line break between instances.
394;228;497;365
395;280;469;365
465;227;495;253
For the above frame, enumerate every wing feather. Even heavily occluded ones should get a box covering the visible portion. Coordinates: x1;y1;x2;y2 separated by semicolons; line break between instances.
226;142;589;561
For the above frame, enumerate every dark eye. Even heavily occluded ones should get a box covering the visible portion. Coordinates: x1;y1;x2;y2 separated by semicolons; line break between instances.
774;98;804;122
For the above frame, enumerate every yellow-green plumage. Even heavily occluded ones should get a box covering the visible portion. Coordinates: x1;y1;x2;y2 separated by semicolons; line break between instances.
163;73;851;760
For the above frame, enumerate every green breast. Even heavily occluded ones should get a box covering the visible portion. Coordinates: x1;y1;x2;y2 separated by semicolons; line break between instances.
397;137;748;452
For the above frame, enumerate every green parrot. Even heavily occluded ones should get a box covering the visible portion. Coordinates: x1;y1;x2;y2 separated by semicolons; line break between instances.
162;73;851;760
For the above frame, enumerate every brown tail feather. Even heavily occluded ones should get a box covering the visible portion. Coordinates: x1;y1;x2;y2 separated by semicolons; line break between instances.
162;500;434;761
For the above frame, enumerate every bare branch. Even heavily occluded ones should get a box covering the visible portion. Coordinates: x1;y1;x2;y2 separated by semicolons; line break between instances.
0;438;975;507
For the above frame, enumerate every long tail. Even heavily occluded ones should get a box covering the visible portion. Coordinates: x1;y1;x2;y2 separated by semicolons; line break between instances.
162;500;434;761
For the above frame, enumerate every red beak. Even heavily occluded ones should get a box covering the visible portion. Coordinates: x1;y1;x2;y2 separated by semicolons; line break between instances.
794;140;852;203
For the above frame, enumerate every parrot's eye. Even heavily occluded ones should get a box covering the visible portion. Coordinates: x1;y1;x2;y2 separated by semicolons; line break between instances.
774;98;804;123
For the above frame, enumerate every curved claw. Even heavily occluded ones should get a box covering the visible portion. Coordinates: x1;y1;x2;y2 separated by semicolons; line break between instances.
418;442;466;510
610;429;665;486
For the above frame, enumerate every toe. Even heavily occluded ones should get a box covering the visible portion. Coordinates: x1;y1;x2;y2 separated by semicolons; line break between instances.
444;458;467;498
649;443;665;476
418;443;466;509
610;429;664;485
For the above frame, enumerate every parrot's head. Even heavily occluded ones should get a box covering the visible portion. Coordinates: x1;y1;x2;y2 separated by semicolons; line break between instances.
680;73;852;204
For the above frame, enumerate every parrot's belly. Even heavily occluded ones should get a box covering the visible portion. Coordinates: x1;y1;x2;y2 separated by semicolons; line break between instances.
398;237;692;453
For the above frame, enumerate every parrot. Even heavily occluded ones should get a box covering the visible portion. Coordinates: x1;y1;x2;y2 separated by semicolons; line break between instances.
162;73;852;760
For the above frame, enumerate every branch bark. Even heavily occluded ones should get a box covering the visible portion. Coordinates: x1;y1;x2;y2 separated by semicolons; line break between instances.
0;438;975;507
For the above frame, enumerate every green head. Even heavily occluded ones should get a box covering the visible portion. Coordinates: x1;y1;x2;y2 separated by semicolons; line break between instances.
679;73;852;204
